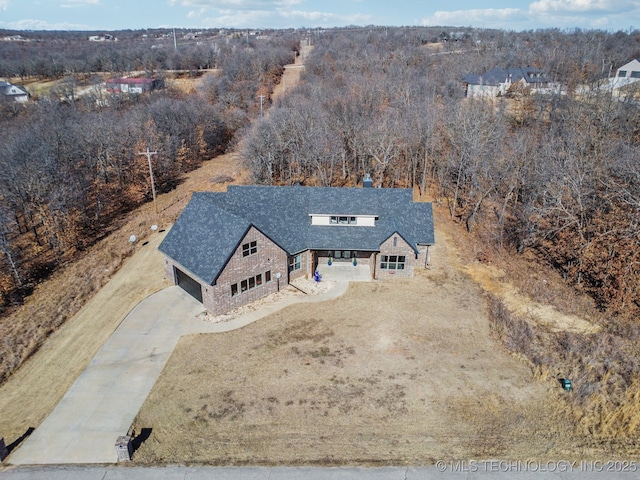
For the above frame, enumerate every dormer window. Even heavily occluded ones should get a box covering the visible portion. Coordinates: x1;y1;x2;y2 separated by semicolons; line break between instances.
330;216;357;225
311;214;377;226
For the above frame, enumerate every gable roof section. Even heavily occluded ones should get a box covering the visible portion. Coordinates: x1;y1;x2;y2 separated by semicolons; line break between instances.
159;192;251;284
0;81;28;97
159;186;435;285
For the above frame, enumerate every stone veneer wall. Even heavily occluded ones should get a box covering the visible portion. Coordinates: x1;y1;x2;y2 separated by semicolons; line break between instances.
375;234;416;279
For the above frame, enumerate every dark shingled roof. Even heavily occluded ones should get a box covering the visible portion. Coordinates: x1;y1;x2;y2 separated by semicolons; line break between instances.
159;186;435;285
462;67;550;86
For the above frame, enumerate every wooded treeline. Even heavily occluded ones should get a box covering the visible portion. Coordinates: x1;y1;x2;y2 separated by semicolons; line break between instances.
240;27;640;315
0;29;299;79
0;33;297;312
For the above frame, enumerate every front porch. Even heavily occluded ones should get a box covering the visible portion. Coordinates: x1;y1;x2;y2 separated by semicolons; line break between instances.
315;263;372;282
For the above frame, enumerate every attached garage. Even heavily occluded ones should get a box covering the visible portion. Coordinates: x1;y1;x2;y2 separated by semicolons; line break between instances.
174;267;203;303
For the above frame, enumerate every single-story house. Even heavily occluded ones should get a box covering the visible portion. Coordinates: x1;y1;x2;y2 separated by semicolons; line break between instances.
159;182;435;315
0;81;29;102
462;67;552;97
105;77;161;94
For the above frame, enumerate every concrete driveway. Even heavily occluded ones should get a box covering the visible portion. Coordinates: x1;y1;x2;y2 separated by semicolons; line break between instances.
8;287;203;465
8;281;349;465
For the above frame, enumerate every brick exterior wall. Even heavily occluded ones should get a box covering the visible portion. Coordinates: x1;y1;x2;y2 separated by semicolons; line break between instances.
164;227;288;315
375;234;416;279
289;250;313;281
206;227;288;315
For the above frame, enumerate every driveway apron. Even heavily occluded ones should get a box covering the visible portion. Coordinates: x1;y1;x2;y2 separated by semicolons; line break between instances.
9;286;203;465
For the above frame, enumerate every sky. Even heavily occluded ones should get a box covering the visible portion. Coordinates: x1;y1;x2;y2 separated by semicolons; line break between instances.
0;0;639;32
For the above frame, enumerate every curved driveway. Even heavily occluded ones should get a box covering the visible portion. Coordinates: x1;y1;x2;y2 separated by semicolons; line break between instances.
9;282;348;465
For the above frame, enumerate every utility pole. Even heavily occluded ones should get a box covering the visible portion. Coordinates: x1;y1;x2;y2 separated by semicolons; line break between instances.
258;94;265;116
173;28;177;51
138;147;158;214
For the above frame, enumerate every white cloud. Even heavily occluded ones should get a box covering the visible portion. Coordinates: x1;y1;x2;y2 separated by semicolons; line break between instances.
421;8;527;28
171;0;370;28
420;1;640;30
0;0;9;11
61;0;100;7
169;0;303;7
529;0;638;14
0;18;96;29
196;7;370;28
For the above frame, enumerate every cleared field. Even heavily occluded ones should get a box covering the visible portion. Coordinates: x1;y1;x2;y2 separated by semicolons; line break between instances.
131;221;575;465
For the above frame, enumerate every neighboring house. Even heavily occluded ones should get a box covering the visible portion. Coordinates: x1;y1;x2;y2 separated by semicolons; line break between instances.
105;77;161;94
606;58;640;91
0;81;29;103
89;34;116;42
462;67;552;97
159;182;435;315
615;58;640;80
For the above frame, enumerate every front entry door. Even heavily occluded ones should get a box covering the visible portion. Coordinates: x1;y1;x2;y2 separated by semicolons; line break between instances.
334;250;353;262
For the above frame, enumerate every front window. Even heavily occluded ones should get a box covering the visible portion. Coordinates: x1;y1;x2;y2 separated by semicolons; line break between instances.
289;254;302;272
380;255;406;270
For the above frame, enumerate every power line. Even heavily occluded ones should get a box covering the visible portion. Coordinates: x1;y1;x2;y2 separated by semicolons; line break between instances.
138;147;158;214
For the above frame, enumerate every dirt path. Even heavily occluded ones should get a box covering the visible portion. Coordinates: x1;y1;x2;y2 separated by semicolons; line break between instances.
271;44;311;103
462;262;600;334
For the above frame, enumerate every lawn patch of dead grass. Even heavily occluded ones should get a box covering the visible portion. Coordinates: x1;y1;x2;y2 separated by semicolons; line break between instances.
131;245;557;465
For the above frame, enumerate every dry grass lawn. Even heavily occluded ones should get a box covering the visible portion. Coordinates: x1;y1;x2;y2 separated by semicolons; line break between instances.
131;220;576;465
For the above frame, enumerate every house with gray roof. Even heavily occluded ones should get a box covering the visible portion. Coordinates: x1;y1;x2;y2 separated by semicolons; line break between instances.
159;181;435;314
462;66;552;98
0;81;29;103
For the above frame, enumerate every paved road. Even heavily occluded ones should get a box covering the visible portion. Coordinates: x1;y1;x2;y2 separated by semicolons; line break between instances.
2;464;639;479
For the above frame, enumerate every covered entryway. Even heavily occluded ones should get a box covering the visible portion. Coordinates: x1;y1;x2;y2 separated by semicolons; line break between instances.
315;263;372;282
174;267;203;303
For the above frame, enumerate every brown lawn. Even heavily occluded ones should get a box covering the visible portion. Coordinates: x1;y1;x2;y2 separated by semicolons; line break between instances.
131;217;576;465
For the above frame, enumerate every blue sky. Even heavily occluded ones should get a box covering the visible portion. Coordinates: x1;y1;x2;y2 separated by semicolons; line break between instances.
0;0;639;31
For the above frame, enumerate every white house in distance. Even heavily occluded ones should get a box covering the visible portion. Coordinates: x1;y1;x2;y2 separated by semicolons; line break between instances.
0;81;29;103
597;58;640;94
462;67;556;98
615;58;640;80
610;58;640;89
